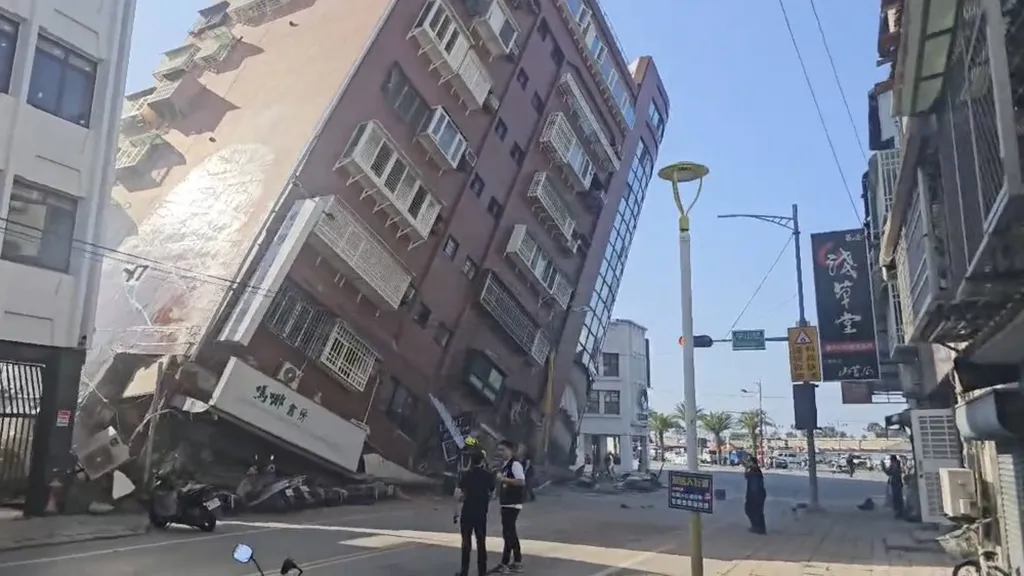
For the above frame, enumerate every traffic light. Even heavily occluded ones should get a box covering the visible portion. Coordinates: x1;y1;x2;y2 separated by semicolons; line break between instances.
678;335;714;348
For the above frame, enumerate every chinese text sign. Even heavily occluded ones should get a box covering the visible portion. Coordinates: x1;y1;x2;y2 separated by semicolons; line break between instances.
668;471;714;514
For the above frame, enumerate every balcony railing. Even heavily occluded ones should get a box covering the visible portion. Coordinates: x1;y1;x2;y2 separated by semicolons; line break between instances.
153;44;198;80
335;120;443;248
194;26;236;69
120;93;151;135
539;113;595;191
417;107;469;170
557;72;620;171
526;172;577;252
468;0;519;59
116;134;165;170
505;224;573;309
227;0;290;24
410;0;493;110
479;271;551;365
312;196;414;310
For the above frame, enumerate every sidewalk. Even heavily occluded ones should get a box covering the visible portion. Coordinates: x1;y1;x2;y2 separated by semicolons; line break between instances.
0;512;149;552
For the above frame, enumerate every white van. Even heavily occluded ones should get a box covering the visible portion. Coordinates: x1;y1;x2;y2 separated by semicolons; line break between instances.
772;451;801;468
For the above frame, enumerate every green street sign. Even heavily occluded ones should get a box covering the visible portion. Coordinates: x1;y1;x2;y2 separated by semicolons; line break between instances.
731;329;766;351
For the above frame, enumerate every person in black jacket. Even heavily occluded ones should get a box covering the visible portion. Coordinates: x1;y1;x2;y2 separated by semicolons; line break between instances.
454;451;494;576
493;439;526;573
743;455;767;534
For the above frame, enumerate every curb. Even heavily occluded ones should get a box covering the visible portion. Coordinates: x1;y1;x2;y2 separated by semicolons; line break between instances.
0;519;150;553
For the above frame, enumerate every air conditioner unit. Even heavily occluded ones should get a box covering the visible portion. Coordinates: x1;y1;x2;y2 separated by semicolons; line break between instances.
74;427;131;480
276;361;303;390
939;468;979;519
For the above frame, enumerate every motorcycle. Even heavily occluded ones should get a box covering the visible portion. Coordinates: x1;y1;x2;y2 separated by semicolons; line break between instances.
149;472;220;532
232;543;304;575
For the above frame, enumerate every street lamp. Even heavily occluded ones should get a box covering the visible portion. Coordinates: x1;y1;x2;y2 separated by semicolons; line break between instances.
740;382;765;466
717;204;820;510
658;160;708;576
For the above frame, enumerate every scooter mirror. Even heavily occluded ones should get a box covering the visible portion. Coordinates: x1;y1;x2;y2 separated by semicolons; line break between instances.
232;543;254;564
280;557;303;574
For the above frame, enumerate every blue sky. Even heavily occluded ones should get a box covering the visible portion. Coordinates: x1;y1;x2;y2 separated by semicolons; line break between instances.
124;1;897;434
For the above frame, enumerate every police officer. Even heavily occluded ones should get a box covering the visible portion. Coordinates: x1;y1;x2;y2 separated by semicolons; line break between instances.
454;447;494;576
494;440;526;573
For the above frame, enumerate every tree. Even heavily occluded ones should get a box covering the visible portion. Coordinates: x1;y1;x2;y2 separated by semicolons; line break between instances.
672;402;705;433
739;409;774;454
648;411;680;460
865;422;887;438
698;411;733;464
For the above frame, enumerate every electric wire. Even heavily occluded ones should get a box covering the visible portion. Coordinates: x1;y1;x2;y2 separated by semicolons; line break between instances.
721;235;794;338
807;0;870;163
776;0;862;221
748;293;797;326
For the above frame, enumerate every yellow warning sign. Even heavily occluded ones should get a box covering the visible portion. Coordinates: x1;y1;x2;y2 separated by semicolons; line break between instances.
788;326;822;383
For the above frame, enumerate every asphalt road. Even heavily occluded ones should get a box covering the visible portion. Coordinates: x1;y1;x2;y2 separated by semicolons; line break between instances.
0;469;891;576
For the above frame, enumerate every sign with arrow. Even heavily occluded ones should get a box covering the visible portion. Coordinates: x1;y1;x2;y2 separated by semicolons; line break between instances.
787;326;822;383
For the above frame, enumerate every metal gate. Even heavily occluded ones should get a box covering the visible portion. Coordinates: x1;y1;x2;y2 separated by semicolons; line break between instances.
0;361;44;506
910;408;962;524
995;440;1024;575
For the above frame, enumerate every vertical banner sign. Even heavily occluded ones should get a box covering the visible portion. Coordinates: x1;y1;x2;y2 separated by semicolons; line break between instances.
810;229;880;381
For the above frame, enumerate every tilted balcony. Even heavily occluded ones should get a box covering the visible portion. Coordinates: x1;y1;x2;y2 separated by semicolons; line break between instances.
227;0;290;24
312;196;414;310
194;26;237;69
467;0;520;59
189;1;230;37
417;107;469;170
526;172;577;252
505;224;574;309
335;120;443;249
410;0;493;110
115;133;167;171
557;72;620;171
478;270;551;365
120;88;155;137
153;44;199;80
539;113;595;191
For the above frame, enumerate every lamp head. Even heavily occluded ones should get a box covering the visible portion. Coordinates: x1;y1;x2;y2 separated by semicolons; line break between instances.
657;161;709;184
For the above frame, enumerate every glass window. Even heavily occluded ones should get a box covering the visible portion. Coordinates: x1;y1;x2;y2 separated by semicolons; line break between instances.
602;353;619;377
648;101;666;142
465;351;505;403
384;378;420;438
0;15;17;94
1;181;77;272
602;391;620;415
586;390;600;413
27;37;96;127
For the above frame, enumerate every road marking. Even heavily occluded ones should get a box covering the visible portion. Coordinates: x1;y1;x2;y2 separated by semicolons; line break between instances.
0;506;423;568
585;540;679;576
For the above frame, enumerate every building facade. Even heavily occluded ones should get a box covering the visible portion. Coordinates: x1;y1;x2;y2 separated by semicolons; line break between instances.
0;0;135;514
874;0;1024;568
579;319;650;473
75;0;668;480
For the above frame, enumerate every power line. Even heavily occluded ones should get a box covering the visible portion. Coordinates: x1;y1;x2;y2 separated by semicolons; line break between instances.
721;236;793;337
776;0;862;221
808;0;869;163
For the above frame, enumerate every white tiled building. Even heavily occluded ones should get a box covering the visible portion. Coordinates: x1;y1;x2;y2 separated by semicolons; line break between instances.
580;319;651;473
0;0;135;349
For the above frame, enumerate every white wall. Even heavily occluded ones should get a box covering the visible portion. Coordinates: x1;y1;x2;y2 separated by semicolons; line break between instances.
0;0;135;348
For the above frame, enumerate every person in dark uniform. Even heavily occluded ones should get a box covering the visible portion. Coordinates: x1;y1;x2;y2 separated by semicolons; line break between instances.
454;450;494;576
743;454;767;534
885;454;904;519
494;439;526;573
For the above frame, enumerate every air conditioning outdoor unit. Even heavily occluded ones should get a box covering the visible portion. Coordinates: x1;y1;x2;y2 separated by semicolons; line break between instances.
276;361;303;390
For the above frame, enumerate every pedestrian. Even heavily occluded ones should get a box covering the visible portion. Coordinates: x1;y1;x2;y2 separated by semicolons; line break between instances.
846;453;856;477
743;454;767;535
522;456;536;502
885;454;904;519
454;450;494;576
493;439;525;573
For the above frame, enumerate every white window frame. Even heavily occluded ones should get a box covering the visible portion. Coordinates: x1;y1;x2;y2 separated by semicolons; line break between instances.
427;107;468;166
319;323;375;391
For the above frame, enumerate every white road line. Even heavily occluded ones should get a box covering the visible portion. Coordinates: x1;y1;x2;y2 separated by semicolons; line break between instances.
585;540;679;576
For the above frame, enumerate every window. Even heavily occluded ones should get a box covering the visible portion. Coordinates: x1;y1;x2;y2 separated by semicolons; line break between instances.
586;390;600;413
602;352;620;377
383;378;420;438
0;16;16;94
413;303;432;326
602;391;620;415
443;235;460;259
401;284;417;307
462;256;478;280
434;323;452;347
494;118;507;140
531;92;544;114
381;64;431;132
510;143;525;166
537;18;550;41
516;68;529;89
550;44;564;67
425;107;468;165
469;174;485;197
28;36;96;127
1;181;77;272
464;350;505;403
648;101;665;142
486;198;503;219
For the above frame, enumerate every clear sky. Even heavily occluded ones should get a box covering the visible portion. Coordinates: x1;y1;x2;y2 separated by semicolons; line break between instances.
124;1;898;434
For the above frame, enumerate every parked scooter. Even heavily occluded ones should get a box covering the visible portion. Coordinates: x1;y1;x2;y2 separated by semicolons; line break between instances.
232;543;304;575
149;472;220;531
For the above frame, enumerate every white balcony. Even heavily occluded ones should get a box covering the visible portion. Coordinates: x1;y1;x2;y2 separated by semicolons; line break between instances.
313;197;414;310
450;48;493;110
409;0;472;79
227;0;290;24
116;134;166;171
539;113;595;191
557;72;620;171
153;44;199;80
417;107;468;170
527;172;577;252
194;26;236;69
506;224;573;309
120;92;152;135
479;271;551;365
335;120;443;248
470;0;519;59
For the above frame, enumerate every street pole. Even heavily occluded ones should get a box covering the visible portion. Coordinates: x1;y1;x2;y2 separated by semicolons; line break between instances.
791;203;820;510
756;381;764;465
658;161;709;576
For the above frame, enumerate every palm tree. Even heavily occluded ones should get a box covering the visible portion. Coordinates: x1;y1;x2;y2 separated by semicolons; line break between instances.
697;411;733;465
739;409;774;456
672;402;705;434
648;411;680;473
